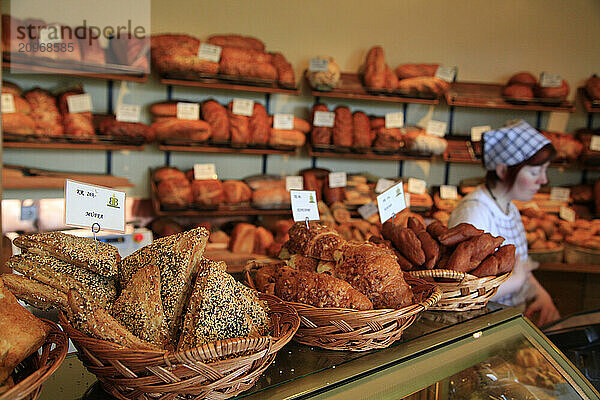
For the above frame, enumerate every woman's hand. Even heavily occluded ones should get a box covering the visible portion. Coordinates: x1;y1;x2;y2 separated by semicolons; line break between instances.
524;287;560;327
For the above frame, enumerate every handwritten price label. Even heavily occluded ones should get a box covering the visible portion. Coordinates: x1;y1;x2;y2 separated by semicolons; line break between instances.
471;125;491;142
560;206;576;222
313;111;335;127
407;178;427;194
309;58;329;72
328;172;347;188
197;43;222;62
232;98;254;116
67;94;92;113
273;113;294;130
1;94;15;113
385;112;404;128
590;136;600;152
376;182;407;224
426;120;447;137
176;102;199;120
375;178;396;194
550;187;570;203
116;104;141;123
440;185;458;200
193;164;217;180
290;190;320;222
285;176;304;191
358;202;378;220
540;72;562;88
435;66;457;82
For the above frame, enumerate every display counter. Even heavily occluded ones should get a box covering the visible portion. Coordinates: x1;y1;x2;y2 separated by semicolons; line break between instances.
38;303;599;400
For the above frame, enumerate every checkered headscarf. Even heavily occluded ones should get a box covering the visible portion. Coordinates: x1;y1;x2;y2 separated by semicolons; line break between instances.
482;120;551;171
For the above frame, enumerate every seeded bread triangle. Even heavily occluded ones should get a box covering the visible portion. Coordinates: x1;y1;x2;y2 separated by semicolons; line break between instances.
1;273;68;312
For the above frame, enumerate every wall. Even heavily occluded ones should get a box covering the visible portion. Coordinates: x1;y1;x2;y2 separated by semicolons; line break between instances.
3;0;600;201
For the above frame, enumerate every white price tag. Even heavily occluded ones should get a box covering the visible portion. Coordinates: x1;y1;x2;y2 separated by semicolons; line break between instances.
313;111;335;127
309;58;329;72
328;172;347;188
193;163;217;180
426;120;447;137
176;102;199;120
470;125;491;142
65;179;126;233
38;24;62;46
440;185;458;200
197;43;222;63
358;202;378;220
550;187;570;203
559;206;576;222
406;192;411;207
67;94;92;114
285;176;304;191
540;73;562;88
385;112;404;128
290;190;320;222
376;182;407;224
407;178;427;194
375;178;396;194
524;202;540;211
435;66;457;83
273;113;294;130
115;104;141;123
232;98;254;116
590;136;600;152
1;93;15;113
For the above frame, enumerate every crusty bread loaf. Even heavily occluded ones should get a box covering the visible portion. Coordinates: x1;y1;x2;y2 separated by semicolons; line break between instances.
585;76;600;100
1;113;36;135
352;111;372;149
24;88;64;136
269;129;306;147
1;273;68;311
150;101;179;119
206;34;265;52
333;106;353;147
151;118;212;142
270;52;295;85
229;223;257;254
222;180;252;203
508;72;537;87
191;179;224;207
251;187;290;208
310;104;332;146
249;102;270;145
153;166;187;183
151;34;219;76
227;101;251;146
201;100;229;142
97;119;154;142
286;221;346;261
534;79;569;99
395;63;439;79
254;226;274;255
502;84;534;99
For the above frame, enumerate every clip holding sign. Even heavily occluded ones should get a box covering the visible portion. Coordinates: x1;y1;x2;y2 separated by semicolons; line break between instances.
91;222;101;253
305;217;310;230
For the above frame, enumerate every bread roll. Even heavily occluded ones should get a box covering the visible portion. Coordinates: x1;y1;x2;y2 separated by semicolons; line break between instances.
201;100;229;142
157;177;192;208
222;180;252;203
191;180;224;207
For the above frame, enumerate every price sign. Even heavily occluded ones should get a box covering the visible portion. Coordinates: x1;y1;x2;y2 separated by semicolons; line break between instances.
1;93;15;113
313;111;335;127
232;98;254;116
375;178;396;194
273;113;294;130
524;202;540;211
116;104;141;123
193;163;217;180
590;136;600;152
328;172;347;188
285;176;304;191
197;43;222;62
65;179;126;233
67;94;92;113
471;125;491;142
38;24;62;46
540;73;562;88
435;66;457;82
407;178;427;194
376;182;407;224
309;58;329;72
20;201;37;221
176;102;199;120
550;187;571;203
358;202;378;220
385;112;404;128
426;120;447;137
560;206;576;222
440;185;458;200
290;190;320;222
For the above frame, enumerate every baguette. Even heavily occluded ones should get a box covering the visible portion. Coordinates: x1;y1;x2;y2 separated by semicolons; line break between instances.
1;273;68;311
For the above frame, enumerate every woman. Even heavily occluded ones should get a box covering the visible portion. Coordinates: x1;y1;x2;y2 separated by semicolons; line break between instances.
448;120;560;326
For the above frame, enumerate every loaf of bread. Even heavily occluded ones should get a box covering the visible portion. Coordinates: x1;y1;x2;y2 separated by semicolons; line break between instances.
1;273;68;311
151;118;212;142
269;129;306;147
2;113;36;135
585;75;600;100
227;101;251;146
150;101;178;119
323;175;345;205
306;56;341;89
508;72;537;87
151;34;219;76
398;77;449;96
191;179;224;207
157;177;193;209
201;100;229;142
153;166;186;183
222;180;252;203
352;111;373;149
24;88;64;136
373;127;403;151
363;46;386;89
206;34;265;52
249;103;270;145
252;187;290;208
502;84;534;99
534;79;569;99
58;89;95;137
98;118;154;142
395;63;439;79
270;52;295;86
229;223;257;253
310;104;333;146
254;226;275;255
333;106;353;147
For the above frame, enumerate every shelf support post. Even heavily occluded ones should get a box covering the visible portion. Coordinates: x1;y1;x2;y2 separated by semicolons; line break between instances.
106;150;112;175
262;154;268;174
165;151;171;166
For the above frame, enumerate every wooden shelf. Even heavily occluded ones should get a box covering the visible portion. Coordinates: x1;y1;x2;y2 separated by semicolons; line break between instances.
160;77;299;96
3;60;147;83
307;146;438;162
308;73;440;104
154;207;292;218
3;168;133;189
4;141;145;151
159;143;299;156
445;81;575;112
579;87;600;113
539;262;600;274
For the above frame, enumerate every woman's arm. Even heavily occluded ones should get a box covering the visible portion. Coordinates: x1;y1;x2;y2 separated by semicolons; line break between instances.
524;275;560;327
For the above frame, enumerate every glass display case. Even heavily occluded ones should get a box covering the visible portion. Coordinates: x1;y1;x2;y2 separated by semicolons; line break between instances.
39;305;599;400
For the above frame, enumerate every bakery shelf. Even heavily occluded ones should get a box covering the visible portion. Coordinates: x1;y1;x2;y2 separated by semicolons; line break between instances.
153;207;292;218
307;146;439;162
159;143;299;156
4;141;145;151
539;262;600;274
445;81;575;112
307;73;440;104
3;166;133;189
579;87;600;113
160;76;299;96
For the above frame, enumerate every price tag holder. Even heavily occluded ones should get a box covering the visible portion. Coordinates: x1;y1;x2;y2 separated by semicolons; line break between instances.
375;178;396;194
309;58;329;72
560;206;576;222
426;120;447;137
20;201;37;221
193;163;217;180
590;136;600;152
290;190;320;222
550;187;571;203
116;104;141;123
385;112;404;128
65;179;126;233
408;178;427;194
1;93;15;113
313;111;335;127
440;185;458;200
274;113;294;130
376;182;407;224
232;98;254;116
540;72;562;88
328;172;347;188
176;102;199;120
471;125;491;142
358;202;378;220
285;176;304;191
67;94;92;114
435;66;457;82
197;43;222;62
39;24;62;46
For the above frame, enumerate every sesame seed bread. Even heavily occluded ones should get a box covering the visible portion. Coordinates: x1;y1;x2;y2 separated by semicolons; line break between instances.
13;232;121;278
1;273;68;311
111;264;169;349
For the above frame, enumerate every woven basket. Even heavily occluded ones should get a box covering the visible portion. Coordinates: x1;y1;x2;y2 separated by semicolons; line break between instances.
246;270;441;352
408;269;511;311
0;319;68;400
58;294;299;400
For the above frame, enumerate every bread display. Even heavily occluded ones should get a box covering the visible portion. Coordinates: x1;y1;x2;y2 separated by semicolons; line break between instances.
394;63;439;79
201;100;230;142
191;179;225;207
310;104;333;146
58;89;95;137
585;75;600;101
397;77;449;96
151;118;212;142
24;88;64;136
249;103;270;145
306;56;341;90
332;106;353;147
362;46;398;91
151;34;219;77
207;34;265;51
541;131;583;162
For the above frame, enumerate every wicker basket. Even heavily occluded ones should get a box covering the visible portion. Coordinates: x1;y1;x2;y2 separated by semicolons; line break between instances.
528;247;564;263
564;244;600;265
408;269;511;311
246;271;441;352
0;319;68;400
58;294;299;400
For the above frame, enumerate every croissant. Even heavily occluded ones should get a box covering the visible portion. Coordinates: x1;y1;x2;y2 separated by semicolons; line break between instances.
285;222;346;261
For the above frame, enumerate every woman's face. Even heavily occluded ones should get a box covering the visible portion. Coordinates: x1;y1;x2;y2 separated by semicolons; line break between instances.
508;162;550;201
